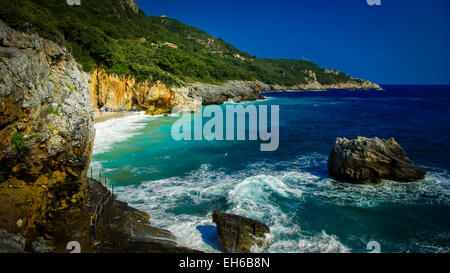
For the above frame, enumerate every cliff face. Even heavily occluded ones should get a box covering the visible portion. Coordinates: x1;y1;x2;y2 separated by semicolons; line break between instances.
120;0;138;13
0;21;95;240
267;69;381;91
89;69;200;114
174;74;380;106
89;68;380;113
175;81;270;105
0;21;200;253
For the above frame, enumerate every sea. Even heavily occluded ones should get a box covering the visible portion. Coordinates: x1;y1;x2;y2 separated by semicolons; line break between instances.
90;85;450;253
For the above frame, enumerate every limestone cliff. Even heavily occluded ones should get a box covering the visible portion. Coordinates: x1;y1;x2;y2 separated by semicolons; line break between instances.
263;68;381;92
0;21;199;253
89;69;199;114
89;69;380;113
120;0;138;13
0;20;94;241
174;75;380;106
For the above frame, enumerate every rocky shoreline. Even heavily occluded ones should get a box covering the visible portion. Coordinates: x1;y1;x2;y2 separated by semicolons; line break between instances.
89;69;381;114
0;20;381;253
0;21;201;253
0;178;201;253
87;178;201;253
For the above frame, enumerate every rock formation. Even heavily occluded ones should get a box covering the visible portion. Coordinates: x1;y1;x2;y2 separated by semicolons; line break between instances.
176;80;268;105
0;19;95;240
89;68;200;114
289;69;381;91
120;0;138;13
87;179;201;253
212;211;270;253
89;71;380;115
0;229;26;253
0;21;199;253
88;62;380;115
327;137;426;184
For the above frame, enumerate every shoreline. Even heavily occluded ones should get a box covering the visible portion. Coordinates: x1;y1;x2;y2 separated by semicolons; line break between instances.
89;86;449;253
93;87;384;124
94;111;142;123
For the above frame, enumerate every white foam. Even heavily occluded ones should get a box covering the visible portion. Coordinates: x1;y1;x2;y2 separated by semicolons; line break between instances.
269;231;350;253
102;152;450;253
93;112;153;155
306;171;450;208
229;175;302;200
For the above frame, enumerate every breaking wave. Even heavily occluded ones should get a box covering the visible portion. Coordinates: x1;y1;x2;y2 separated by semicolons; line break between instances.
109;152;450;253
93;112;153;155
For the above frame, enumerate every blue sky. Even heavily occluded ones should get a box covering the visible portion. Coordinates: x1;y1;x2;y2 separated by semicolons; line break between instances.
136;0;450;84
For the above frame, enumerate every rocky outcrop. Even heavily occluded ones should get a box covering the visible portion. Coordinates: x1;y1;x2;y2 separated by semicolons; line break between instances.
89;71;266;112
175;80;269;105
88;179;200;253
89;69;200;114
180;77;380;106
1;179;202;253
212;211;270;253
0;229;26;253
120;0;138;13
0;21;200;253
91;69;382;115
0;20;94;241
328;137;426;184
290;69;381;91
89;69;380;115
297;78;380;91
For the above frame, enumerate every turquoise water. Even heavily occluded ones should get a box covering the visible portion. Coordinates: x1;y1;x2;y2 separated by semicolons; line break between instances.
91;85;450;253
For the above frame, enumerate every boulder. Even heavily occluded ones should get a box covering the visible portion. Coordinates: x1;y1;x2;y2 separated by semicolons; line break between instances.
212;211;270;253
31;237;54;253
88;179;201;253
327;137;426;184
0;229;26;253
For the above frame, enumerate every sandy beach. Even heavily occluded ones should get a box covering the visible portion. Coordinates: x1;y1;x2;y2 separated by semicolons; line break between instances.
94;112;138;123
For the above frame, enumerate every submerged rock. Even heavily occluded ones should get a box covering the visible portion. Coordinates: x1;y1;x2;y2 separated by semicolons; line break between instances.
327;137;426;184
0;229;26;253
212;211;270;253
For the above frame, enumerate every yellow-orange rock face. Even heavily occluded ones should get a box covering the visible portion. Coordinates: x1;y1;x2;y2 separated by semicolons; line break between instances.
89;69;197;115
0;21;94;242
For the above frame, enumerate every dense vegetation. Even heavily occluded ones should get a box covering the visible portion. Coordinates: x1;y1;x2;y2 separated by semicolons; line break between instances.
0;0;357;86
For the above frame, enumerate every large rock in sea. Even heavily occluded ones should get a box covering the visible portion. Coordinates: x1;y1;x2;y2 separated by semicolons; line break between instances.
327;137;426;184
212;211;270;253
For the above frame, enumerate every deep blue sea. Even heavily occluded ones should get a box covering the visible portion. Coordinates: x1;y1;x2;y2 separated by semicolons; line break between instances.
90;85;450;253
